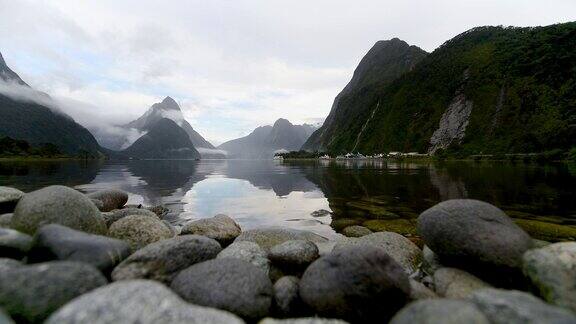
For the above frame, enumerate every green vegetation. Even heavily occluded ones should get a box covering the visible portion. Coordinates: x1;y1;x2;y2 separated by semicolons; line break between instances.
276;150;325;159
0;136;65;158
309;23;576;156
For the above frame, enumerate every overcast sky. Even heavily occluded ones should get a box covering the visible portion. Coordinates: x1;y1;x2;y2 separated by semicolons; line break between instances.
1;0;575;145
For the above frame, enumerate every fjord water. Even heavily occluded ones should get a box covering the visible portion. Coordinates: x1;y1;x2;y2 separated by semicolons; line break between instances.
1;159;575;238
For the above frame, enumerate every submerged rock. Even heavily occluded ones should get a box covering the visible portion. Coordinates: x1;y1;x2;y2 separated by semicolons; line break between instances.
418;199;532;281
523;242;576;312
433;267;491;298
108;215;172;251
0;261;107;323
217;241;270;275
46;280;244;324
235;227;327;252
87;189;128;212
469;288;576;324
146;205;169;217
334;232;422;274
390;299;489;324
299;245;410;322
12;185;107;235
0;187;24;214
181;214;241;245
0;228;32;259
103;208;158;227
269;240;319;272
171;258;273;320
112;235;221;283
28;224;130;273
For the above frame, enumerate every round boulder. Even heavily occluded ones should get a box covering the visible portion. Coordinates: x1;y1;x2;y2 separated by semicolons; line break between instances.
28;224;131;273
171;258;273;321
523;242;576;312
269;240;319;272
0;187;24;214
217;241;270;275
0;228;32;259
273;276;309;317
181;214;241;245
235;227;328;252
299;245;411;322
12;185;107;235
0;261;107;323
112;235;221;283
46;280;244;324
433;267;491;298
334;232;422;274
418;200;532;274
109;214;172;251
341;225;372;237
103;208;158;227
0;214;12;228
87;189;128;212
390;299;489;324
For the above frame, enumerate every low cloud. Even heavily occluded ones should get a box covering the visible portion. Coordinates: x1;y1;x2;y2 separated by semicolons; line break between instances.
196;147;228;156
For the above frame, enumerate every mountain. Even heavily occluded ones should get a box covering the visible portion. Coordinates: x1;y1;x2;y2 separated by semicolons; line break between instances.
302;38;428;152
218;118;317;159
122;118;200;159
118;97;214;150
0;52;105;157
303;23;576;155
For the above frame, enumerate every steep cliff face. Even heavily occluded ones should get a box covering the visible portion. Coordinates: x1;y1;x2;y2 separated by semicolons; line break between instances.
305;23;576;155
302;38;428;151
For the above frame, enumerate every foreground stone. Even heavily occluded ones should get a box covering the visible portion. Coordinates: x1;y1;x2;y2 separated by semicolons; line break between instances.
12;185;107;235
433;267;492;298
418;200;532;278
0;187;24;214
334;232;422;274
28;224;131;273
171;258;273;320
46;280;244;324
0;258;21;272
0;228;32;259
87;189;128;212
217;241;270;274
469;288;576;324
0;214;12;228
0;261;107;323
259;318;347;324
269;240;319;272
112;235;221;283
523;242;576;312
103;208;158;227
108;215;172;250
181;214;241;245
408;279;438;300
341;225;372;237
300;245;410;322
273;276;309;317
390;299;489;324
235;227;328;252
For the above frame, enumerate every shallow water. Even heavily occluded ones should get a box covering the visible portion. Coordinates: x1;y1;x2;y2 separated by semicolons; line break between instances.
1;159;575;238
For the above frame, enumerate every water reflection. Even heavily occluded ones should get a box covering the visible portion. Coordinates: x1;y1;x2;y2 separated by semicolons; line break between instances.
1;159;575;237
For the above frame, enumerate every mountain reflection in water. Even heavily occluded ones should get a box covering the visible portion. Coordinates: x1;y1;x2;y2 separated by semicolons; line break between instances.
1;159;575;238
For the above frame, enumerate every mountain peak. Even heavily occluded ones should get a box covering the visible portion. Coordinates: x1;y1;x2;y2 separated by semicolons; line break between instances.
0;52;6;66
273;118;293;128
0;52;28;86
155;96;180;110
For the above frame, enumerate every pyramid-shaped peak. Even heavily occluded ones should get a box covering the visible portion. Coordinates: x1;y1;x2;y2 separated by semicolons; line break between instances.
273;118;293;128
153;96;180;111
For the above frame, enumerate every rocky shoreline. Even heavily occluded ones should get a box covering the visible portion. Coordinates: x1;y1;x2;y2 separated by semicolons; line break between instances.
1;185;576;323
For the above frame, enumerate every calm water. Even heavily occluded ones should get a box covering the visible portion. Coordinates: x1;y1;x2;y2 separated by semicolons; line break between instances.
1;159;575;238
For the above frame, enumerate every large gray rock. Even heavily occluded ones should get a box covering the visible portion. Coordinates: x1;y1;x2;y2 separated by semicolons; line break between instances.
87;189;128;212
0;258;21;272
0;261;107;323
523;242;576;312
171;258;273;320
334;232;422;274
28;224;131;273
269;240;319;272
299;245;411;322
273;276;309;317
433;267;491;298
0;187;23;214
341;225;372;237
46;280;244;324
469;288;576;324
0;228;32;259
217;241;270;274
103;208;158;227
108;215;172;251
112;235;221;283
12;185;107;235
418;200;532;276
235;227;328;252
0;214;12;228
259;319;347;324
181;214;241;245
390;299;489;324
